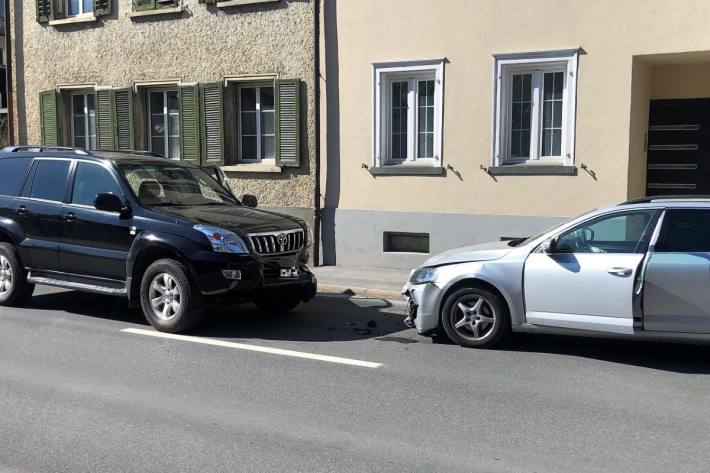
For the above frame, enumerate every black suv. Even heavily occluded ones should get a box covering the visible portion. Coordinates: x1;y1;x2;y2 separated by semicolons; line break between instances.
0;147;316;332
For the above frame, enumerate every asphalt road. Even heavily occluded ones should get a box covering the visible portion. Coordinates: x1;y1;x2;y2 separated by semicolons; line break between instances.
1;286;709;473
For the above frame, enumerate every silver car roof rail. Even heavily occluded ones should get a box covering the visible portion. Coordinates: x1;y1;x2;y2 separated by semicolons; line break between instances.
619;195;710;205
0;145;91;155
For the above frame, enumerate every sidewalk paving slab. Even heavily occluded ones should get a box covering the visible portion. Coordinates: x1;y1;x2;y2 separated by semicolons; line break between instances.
312;266;410;300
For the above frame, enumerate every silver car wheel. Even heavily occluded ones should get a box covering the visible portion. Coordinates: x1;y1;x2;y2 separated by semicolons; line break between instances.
0;255;13;296
451;295;496;341
148;272;182;321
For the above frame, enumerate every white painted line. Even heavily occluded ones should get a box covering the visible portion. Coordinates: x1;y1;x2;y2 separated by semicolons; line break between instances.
121;328;383;369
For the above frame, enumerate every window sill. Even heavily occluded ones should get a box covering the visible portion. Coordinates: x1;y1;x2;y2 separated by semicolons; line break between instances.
216;0;279;7
488;164;577;176
369;165;444;176
128;5;183;17
221;163;282;173
48;15;97;25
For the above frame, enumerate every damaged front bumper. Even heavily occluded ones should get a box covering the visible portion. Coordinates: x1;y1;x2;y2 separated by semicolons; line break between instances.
401;281;443;335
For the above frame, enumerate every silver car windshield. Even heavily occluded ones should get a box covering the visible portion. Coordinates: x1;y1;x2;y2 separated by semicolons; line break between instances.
507;211;592;247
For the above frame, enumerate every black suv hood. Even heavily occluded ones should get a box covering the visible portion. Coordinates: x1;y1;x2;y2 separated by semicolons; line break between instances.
151;204;303;234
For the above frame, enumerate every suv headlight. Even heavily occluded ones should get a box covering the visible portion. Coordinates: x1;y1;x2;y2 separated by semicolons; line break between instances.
304;223;314;248
194;225;248;254
410;267;438;285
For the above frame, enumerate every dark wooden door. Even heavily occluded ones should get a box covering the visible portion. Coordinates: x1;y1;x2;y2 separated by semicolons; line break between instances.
647;99;710;196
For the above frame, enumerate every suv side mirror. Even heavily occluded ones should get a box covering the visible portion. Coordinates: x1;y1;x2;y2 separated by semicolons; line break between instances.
541;236;558;254
94;193;124;213
241;194;258;208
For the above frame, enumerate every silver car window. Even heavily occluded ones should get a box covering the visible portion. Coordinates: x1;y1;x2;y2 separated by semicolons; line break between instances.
555;210;657;254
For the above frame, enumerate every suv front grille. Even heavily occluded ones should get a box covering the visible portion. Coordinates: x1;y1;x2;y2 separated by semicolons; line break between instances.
249;229;305;255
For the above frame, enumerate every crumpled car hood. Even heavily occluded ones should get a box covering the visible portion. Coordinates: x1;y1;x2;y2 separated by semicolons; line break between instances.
423;240;514;267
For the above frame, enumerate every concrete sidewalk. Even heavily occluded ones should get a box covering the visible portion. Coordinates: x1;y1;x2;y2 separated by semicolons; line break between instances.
312;266;410;300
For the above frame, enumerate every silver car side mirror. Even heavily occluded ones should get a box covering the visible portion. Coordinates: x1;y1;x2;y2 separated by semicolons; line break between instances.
541;237;557;254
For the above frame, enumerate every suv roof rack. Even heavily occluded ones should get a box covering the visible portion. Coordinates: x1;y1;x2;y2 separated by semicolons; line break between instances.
618;195;710;205
0;145;90;155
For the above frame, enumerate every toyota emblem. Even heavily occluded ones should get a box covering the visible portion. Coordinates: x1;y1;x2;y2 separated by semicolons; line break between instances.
277;233;288;247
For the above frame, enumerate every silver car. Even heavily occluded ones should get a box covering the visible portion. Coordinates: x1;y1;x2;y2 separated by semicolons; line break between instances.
402;196;710;348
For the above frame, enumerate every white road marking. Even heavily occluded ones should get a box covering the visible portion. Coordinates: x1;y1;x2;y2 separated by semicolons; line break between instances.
121;328;383;369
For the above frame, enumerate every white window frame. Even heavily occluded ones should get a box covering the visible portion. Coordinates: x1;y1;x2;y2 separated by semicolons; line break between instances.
70;92;97;150
64;0;94;17
373;59;444;167
237;84;276;164
492;48;579;167
148;89;180;160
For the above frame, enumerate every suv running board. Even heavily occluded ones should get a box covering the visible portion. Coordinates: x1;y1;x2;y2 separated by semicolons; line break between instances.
27;271;127;296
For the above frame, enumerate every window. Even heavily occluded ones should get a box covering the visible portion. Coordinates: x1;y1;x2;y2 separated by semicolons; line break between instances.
149;90;180;160
238;86;275;162
65;0;93;16
493;49;579;166
555;210;656;254
71;93;97;150
656;210;710;253
28;160;71;202
373;60;444;167
0;158;32;196
71;162;123;207
383;232;430;253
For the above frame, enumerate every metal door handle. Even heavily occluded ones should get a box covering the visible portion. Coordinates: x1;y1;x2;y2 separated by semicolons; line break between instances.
64;212;77;223
15;206;27;215
607;267;632;277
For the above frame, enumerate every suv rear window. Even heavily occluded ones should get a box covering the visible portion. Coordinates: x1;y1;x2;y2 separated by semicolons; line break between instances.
28;160;71;202
0;158;32;197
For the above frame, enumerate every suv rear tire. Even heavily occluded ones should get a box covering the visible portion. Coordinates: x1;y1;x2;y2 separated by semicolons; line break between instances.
0;242;34;307
140;259;205;333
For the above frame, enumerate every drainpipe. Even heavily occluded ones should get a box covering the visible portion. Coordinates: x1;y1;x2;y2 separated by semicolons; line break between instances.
4;0;13;144
312;0;321;266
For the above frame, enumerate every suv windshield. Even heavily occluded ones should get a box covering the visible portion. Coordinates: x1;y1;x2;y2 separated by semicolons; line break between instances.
119;163;238;207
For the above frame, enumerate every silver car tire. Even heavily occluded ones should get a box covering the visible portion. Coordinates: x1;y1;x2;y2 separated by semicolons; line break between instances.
441;285;510;349
0;242;34;307
140;258;205;333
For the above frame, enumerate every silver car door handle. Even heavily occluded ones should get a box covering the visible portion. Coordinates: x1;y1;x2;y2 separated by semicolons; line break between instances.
607;267;632;277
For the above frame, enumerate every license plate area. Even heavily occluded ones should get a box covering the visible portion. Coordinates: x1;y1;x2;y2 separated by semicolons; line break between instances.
279;266;302;278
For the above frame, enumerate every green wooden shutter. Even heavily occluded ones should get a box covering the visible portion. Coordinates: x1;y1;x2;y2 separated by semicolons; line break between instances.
94;0;111;16
39;90;58;146
114;88;135;150
179;84;201;164
96;89;115;150
275;79;301;167
133;0;155;11
200;82;224;165
36;0;54;23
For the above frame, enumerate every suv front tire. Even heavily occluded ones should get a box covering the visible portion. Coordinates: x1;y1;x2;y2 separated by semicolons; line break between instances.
140;258;205;333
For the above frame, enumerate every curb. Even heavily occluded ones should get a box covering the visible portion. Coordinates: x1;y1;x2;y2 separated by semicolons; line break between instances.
317;284;402;301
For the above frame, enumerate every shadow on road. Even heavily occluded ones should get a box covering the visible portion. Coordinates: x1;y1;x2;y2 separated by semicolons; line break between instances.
504;332;710;374
26;289;409;343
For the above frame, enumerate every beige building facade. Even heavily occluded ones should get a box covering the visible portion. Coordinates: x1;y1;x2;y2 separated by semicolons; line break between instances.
319;0;710;268
10;0;317;231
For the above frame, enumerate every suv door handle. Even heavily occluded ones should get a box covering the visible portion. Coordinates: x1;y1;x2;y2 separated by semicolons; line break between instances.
15;205;28;215
607;267;632;277
64;212;77;223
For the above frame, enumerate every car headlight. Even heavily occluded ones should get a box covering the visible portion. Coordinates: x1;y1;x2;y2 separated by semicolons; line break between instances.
410;267;438;284
304;223;314;248
194;225;248;254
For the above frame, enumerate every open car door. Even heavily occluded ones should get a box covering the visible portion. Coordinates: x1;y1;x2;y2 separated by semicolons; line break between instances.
523;209;661;334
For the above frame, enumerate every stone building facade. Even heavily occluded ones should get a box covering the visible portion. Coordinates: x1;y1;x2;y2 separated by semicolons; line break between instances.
10;0;316;226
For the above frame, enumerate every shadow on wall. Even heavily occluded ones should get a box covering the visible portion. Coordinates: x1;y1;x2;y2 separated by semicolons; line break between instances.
13;0;26;143
321;0;339;265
